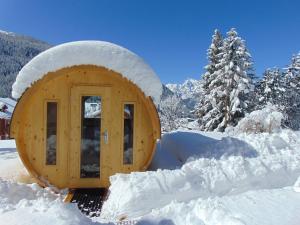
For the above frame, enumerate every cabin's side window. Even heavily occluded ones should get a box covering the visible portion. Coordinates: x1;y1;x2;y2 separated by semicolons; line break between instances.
123;103;134;164
46;102;58;165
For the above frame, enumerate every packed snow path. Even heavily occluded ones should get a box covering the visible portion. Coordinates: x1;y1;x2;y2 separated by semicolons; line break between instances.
1;130;300;224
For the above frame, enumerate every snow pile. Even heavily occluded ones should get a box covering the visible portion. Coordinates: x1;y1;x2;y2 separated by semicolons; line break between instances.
136;187;300;225
12;41;162;104
0;179;95;225
101;129;300;222
228;104;283;134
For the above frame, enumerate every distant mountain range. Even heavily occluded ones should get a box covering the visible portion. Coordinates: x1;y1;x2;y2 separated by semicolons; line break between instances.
0;30;50;97
163;79;203;117
166;78;203;100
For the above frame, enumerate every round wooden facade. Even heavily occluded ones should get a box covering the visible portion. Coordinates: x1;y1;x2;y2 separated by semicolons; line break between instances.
10;43;161;189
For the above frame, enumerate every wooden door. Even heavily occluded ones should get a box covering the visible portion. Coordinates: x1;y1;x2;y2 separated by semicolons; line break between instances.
69;86;111;188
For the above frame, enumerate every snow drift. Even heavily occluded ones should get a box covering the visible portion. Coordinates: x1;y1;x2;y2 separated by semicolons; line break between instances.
0;180;95;225
228;104;283;134
101;129;300;221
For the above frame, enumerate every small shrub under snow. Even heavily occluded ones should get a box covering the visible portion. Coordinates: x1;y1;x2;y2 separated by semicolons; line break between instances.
228;104;283;134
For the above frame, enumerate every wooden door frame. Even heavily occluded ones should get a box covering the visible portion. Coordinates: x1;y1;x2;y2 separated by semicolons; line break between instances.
68;85;111;188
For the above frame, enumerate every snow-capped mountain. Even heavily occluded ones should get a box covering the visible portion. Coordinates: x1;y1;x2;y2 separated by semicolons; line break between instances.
166;78;203;99
0;29;50;97
166;78;203;116
0;30;15;36
158;79;203;131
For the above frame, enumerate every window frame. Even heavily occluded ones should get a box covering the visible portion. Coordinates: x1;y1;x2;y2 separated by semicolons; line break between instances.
122;102;136;166
44;100;59;166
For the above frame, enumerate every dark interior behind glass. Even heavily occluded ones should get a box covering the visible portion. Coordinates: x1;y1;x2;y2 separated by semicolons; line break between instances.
80;96;101;178
46;102;57;165
123;104;134;164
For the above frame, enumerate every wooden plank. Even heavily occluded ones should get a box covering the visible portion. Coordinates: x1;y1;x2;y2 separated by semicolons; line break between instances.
64;190;74;203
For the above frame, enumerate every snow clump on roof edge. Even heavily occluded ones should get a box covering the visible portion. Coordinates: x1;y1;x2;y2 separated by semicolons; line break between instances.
11;40;162;104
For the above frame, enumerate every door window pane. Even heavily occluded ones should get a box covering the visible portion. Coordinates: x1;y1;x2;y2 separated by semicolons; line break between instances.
123;104;134;164
80;96;101;178
46;102;57;165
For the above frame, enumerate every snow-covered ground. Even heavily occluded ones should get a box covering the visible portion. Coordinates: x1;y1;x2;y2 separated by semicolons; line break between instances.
0;140;29;182
1;130;300;225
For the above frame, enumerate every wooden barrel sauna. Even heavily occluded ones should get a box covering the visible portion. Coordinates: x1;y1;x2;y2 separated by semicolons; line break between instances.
10;41;162;189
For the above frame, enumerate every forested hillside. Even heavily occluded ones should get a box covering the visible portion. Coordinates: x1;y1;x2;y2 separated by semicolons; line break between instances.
0;30;50;97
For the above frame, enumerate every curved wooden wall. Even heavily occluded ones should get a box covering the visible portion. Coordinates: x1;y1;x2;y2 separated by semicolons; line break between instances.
10;65;161;188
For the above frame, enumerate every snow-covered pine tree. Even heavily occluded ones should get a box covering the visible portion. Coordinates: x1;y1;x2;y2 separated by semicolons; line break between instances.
197;28;254;132
283;52;300;129
256;68;285;108
197;29;224;131
202;29;223;89
286;52;300;78
218;28;254;130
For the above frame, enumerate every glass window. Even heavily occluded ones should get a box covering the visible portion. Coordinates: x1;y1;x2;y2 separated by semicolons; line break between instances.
123;104;134;164
46;102;57;165
80;96;101;178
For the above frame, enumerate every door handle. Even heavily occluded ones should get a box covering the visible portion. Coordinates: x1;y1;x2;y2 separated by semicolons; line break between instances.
102;129;108;144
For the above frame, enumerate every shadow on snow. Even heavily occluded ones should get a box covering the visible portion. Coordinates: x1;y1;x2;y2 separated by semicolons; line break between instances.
150;130;258;170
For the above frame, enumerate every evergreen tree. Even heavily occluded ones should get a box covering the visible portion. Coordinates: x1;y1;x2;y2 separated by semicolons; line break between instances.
197;29;224;131
286;52;300;78
283;52;300;129
256;68;285;108
202;29;223;89
197;28;254;132
256;53;300;130
219;28;254;130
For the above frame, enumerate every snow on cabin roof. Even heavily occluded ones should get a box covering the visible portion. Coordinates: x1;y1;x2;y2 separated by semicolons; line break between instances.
12;41;163;104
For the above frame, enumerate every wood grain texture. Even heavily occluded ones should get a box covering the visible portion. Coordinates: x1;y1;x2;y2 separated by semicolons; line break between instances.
10;65;161;188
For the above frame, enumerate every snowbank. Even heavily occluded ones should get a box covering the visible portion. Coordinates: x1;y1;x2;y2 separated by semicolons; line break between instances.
101;129;300;221
228;104;283;134
137;187;300;225
12;41;162;104
0;179;97;225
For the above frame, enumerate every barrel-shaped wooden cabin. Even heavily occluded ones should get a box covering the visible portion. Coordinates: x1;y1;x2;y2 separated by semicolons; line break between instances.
10;41;162;189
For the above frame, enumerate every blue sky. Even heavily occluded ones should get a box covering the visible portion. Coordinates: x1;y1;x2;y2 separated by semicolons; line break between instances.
0;0;300;84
